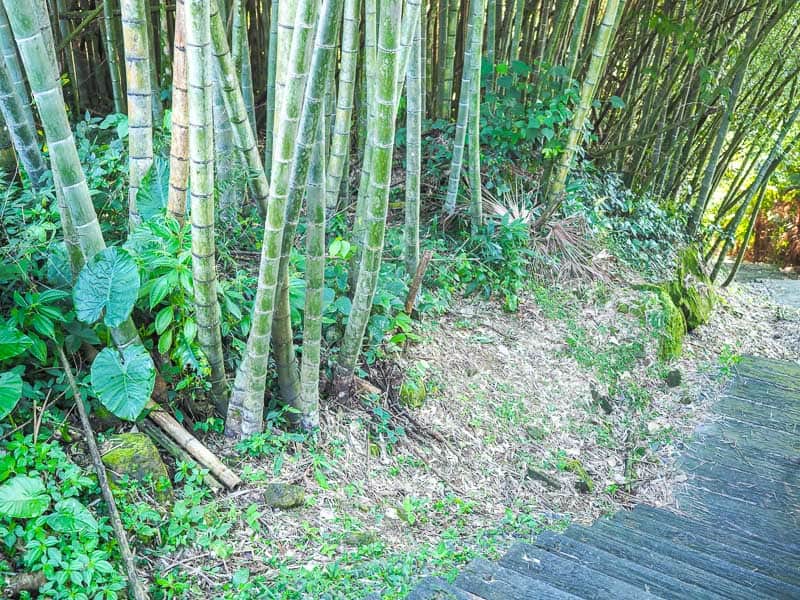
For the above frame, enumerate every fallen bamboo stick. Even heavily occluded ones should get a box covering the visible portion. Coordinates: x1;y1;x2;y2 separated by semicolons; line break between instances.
139;419;223;493
58;347;150;600
146;405;241;489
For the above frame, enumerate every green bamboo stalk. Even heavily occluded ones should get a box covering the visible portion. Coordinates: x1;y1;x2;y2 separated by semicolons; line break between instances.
54;0;80;113
102;0;125;113
404;7;422;276
212;59;237;216
209;2;269;217
0;52;46;187
434;0;447;114
443;0;484;215
335;0;420;386
3;0;139;348
537;0;624;230
352;0;378;252
299;113;325;431
186;0;227;410
468;0;485;233
352;0;419;280
324;0;359;210
264;0;278;181
439;0;459;118
272;0;343;421
485;0;496;66
721;180;768;288
225;0;318;438
158;0;171;89
711;104;800;281
0;3;36;136
31;0;83;281
146;3;163;126
167;0;189;222
0;113;14;174
509;0;524;62
232;1;257;136
565;0;590;80
120;0;154;229
273;0;296;146
687;0;767;238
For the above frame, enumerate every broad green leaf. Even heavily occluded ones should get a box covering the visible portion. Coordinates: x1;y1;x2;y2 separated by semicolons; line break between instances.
46;242;72;288
46;498;98;535
154;306;173;335
0;325;32;361
91;345;155;421
136;157;170;221
157;328;173;355
0;475;51;518
0;371;23;419
74;247;140;328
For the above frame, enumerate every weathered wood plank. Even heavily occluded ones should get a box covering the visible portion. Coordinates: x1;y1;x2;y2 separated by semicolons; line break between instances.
454;558;579;599
630;504;800;568
531;530;725;599
499;542;660;599
566;524;775;600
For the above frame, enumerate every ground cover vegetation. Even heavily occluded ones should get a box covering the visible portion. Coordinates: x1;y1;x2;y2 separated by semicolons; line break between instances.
0;0;799;597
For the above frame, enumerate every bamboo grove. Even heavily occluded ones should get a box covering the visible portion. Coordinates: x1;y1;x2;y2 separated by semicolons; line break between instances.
0;0;798;437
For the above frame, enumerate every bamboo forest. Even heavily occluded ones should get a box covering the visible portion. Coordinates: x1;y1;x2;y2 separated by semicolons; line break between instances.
1;0;800;597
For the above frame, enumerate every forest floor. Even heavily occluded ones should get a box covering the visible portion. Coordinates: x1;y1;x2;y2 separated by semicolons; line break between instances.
139;263;800;599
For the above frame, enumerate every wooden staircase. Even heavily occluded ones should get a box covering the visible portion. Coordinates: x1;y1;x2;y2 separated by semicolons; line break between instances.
406;356;800;599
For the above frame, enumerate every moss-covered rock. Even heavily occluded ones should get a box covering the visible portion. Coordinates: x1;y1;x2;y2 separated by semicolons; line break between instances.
564;459;594;493
668;247;717;331
657;289;687;361
399;378;426;409
264;483;305;509
101;433;172;502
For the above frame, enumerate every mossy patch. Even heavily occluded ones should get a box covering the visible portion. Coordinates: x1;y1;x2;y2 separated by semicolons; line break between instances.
264;483;305;509
101;432;172;502
657;289;686;361
399;377;427;409
668;246;717;331
564;459;594;493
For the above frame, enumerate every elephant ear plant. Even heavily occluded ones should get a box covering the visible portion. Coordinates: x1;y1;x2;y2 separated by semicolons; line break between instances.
73;247;156;421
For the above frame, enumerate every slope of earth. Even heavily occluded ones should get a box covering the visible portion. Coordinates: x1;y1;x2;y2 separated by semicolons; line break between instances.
138;275;800;599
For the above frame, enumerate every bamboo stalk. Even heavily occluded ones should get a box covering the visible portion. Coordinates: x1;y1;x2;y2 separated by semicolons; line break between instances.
148;405;241;489
139;419;224;492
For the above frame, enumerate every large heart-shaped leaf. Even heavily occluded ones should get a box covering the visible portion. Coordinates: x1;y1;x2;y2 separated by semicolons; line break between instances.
46;498;98;535
73;247;140;328
0;475;51;518
0;325;32;361
0;371;23;420
136;156;170;221
91;345;154;421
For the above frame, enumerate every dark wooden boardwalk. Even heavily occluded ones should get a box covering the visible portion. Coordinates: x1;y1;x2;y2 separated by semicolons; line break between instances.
406;355;800;599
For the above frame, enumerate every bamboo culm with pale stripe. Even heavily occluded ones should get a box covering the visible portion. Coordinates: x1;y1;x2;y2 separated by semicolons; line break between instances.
186;0;227;411
120;0;153;230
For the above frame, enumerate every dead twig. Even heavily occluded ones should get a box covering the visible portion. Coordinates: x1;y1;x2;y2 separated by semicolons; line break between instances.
58;346;150;600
